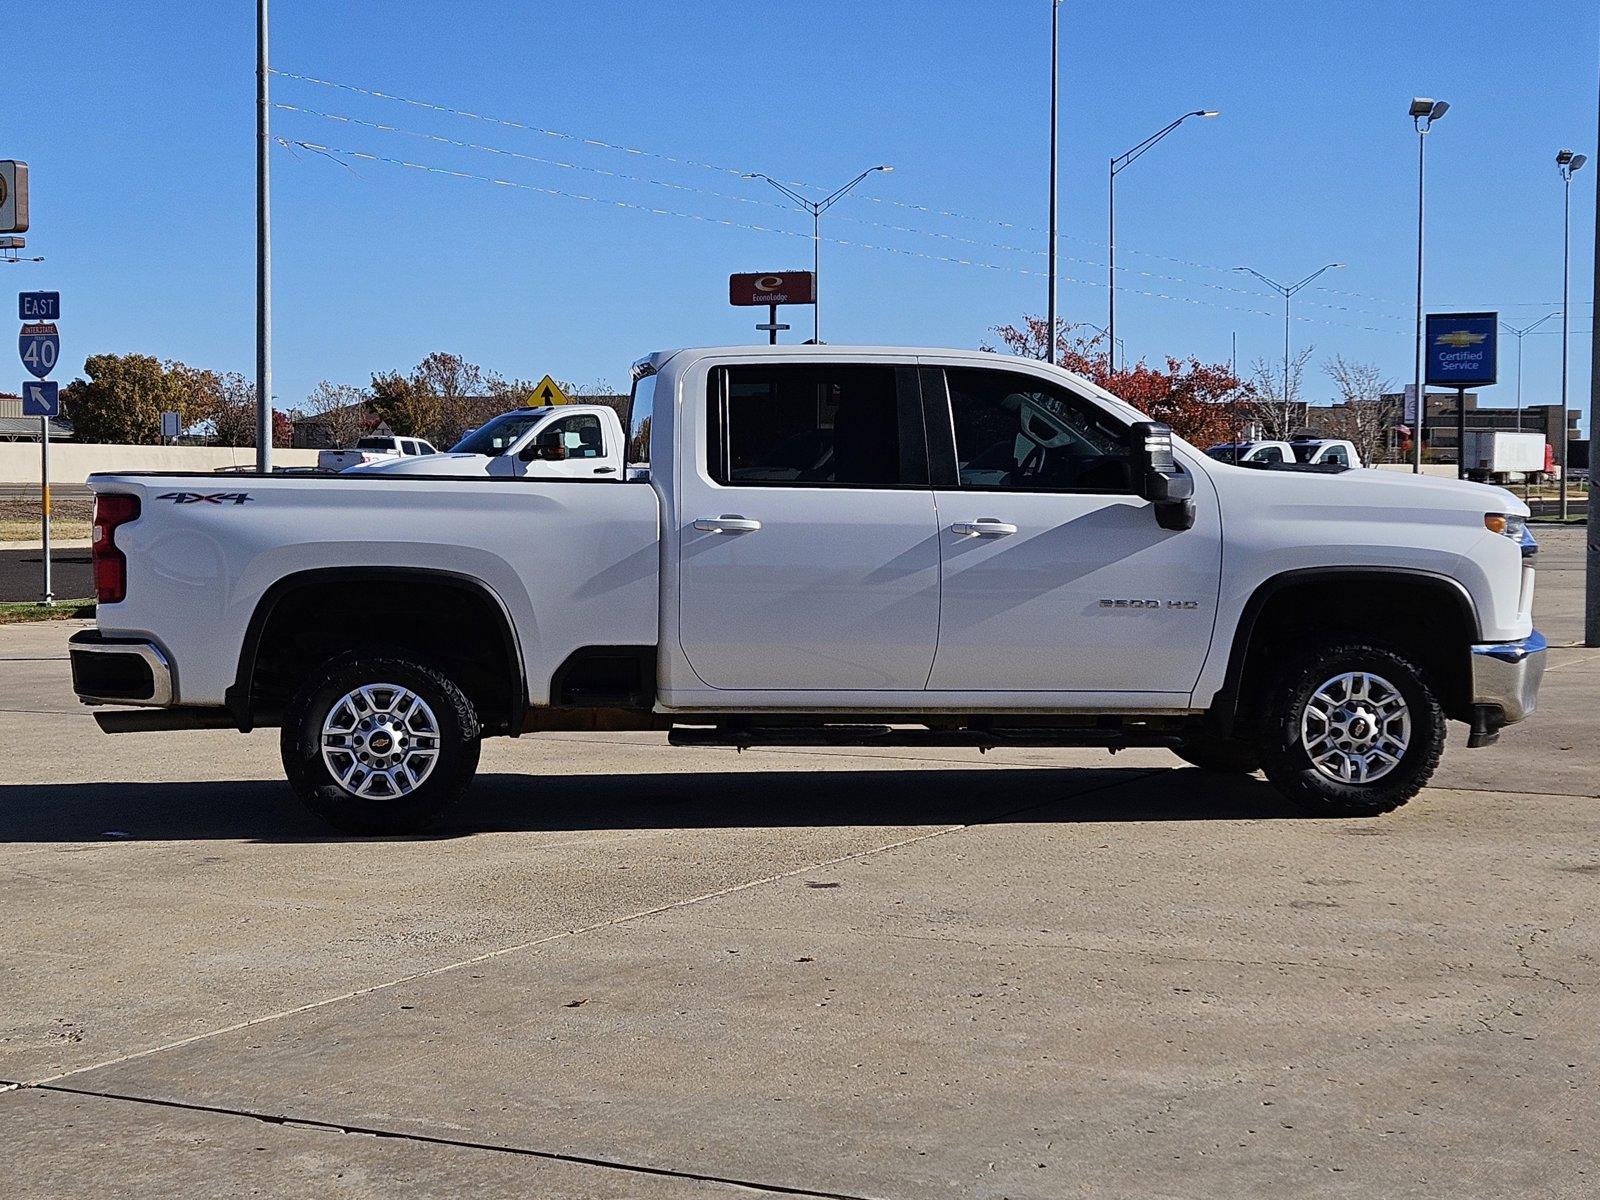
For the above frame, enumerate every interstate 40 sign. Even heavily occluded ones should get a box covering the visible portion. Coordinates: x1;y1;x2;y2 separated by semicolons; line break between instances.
19;321;59;379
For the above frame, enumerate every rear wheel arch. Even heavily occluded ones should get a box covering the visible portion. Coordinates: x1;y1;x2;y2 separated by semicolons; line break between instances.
1210;567;1479;734
228;567;527;735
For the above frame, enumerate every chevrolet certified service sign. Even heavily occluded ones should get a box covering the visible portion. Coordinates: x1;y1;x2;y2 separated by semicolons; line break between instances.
1425;311;1498;388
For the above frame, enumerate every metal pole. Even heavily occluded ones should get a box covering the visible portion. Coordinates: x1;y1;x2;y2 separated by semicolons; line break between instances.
812;207;820;343
1045;0;1060;363
1283;292;1292;421
1412;126;1426;474
1585;70;1600;644
1514;329;1523;430
39;415;52;606
255;0;273;472
768;303;778;346
1456;386;1467;480
1560;170;1572;520
1106;159;1115;361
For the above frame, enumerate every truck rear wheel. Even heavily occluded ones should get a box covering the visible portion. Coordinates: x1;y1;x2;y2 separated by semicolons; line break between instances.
281;652;481;835
1259;639;1444;817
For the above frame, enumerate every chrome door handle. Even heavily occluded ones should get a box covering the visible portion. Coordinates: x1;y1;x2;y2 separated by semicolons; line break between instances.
694;515;763;534
952;518;1018;537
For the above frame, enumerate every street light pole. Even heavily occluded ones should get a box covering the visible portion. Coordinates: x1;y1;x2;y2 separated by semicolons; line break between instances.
1409;98;1449;474
1557;148;1587;520
1046;0;1061;363
1108;109;1218;362
256;0;273;472
1586;68;1600;644
744;165;893;344
1234;263;1344;430
1499;314;1557;431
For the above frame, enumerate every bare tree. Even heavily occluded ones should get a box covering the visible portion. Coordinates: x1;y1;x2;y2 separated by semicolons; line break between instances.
1244;346;1315;440
414;352;489;447
303;380;371;449
1320;354;1397;465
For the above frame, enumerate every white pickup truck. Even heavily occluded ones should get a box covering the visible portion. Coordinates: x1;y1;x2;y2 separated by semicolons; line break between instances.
317;435;439;473
70;345;1545;833
356;405;626;479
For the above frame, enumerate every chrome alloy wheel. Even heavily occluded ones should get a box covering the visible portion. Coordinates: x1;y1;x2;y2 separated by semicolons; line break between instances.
320;683;441;799
1300;671;1412;784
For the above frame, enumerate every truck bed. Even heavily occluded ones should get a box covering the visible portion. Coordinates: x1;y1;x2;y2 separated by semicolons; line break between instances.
85;471;662;707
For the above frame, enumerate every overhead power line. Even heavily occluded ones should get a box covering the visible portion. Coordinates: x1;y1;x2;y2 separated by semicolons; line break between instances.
277;136;1417;335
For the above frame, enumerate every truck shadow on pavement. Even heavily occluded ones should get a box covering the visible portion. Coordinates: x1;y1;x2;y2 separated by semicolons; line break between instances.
0;767;1305;843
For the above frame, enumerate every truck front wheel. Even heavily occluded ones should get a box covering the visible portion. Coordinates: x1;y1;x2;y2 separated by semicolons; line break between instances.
1259;640;1444;817
281;652;481;835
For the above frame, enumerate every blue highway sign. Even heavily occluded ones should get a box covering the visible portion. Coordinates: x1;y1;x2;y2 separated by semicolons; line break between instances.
18;321;59;379
1425;311;1498;388
21;380;59;418
18;291;59;321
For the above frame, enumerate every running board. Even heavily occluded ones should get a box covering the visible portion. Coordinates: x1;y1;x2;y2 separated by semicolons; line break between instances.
667;724;1188;750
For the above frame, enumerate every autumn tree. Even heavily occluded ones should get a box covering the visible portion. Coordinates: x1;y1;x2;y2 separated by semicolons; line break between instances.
168;363;261;446
985;316;1245;448
60;354;195;444
368;370;441;440
1244;347;1315;440
301;380;373;448
1320;354;1396;465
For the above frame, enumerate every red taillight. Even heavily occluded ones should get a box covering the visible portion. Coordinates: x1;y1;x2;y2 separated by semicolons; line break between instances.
92;493;139;604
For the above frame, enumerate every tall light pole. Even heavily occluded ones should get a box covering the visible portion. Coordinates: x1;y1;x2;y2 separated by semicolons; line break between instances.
1108;109;1218;360
1499;313;1558;430
1235;263;1344;427
744;166;892;344
1409;97;1449;473
256;0;273;472
1586;65;1600;645
1557;148;1587;520
1046;0;1062;364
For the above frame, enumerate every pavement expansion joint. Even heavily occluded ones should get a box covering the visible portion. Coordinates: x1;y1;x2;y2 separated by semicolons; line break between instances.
16;1082;891;1200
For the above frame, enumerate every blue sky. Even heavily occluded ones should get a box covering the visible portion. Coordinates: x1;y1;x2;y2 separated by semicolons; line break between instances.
7;1;1596;429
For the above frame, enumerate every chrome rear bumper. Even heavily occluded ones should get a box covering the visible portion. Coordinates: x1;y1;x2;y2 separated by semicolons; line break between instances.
1470;630;1546;728
69;631;174;707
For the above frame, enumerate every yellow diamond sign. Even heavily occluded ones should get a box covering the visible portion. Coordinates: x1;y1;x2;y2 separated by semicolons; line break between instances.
526;374;571;407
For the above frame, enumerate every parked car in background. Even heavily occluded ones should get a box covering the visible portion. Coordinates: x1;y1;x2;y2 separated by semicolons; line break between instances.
317;435;438;473
1206;438;1362;469
351;406;624;479
72;344;1543;836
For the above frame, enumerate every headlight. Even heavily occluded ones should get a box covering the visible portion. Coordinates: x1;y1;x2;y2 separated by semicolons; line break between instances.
1484;513;1529;544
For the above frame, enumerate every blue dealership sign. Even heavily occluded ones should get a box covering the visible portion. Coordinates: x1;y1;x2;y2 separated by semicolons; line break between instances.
21;380;59;418
1425;311;1497;388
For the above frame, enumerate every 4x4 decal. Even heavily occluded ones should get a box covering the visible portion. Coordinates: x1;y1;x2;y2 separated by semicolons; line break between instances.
155;491;254;505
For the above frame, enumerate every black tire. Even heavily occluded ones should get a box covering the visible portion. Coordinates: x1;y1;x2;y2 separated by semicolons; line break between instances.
281;652;481;835
1172;735;1261;775
1259;639;1444;817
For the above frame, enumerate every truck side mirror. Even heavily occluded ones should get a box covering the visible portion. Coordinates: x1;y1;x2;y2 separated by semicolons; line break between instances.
1130;421;1195;532
519;431;568;463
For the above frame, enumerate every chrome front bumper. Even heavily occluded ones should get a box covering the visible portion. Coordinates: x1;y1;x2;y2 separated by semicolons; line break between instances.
1470;630;1547;727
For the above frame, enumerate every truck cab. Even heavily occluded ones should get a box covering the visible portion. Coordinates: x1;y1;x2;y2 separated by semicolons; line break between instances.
351;405;626;480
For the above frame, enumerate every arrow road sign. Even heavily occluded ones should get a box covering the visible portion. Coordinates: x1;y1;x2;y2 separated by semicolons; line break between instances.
527;374;571;407
21;380;59;418
19;321;59;379
19;291;59;321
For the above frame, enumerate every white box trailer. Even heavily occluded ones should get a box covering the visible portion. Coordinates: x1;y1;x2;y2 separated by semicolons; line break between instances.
1462;431;1546;481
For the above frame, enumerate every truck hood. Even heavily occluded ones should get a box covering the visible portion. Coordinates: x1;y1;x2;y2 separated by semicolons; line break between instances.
344;454;492;477
1203;458;1529;518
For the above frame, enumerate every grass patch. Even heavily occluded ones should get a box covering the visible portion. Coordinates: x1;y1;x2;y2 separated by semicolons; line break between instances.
0;518;93;542
0;598;96;624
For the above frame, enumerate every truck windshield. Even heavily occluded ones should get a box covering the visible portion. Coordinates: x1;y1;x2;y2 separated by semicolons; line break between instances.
451;410;551;456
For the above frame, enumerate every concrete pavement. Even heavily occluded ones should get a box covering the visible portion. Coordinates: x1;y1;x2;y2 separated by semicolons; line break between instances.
1;528;1595;1198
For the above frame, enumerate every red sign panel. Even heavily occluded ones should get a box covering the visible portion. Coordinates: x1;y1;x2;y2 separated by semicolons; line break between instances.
729;271;816;307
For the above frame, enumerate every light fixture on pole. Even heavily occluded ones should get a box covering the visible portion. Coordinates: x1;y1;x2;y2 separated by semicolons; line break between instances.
744;165;892;344
1557;148;1587;520
1108;109;1218;362
1234;263;1345;423
1499;313;1558;431
1409;97;1449;473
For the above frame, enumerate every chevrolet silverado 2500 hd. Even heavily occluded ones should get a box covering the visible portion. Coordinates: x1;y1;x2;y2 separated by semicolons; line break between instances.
70;345;1545;833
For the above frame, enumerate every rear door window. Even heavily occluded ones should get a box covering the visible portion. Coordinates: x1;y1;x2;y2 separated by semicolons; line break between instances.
707;364;926;488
